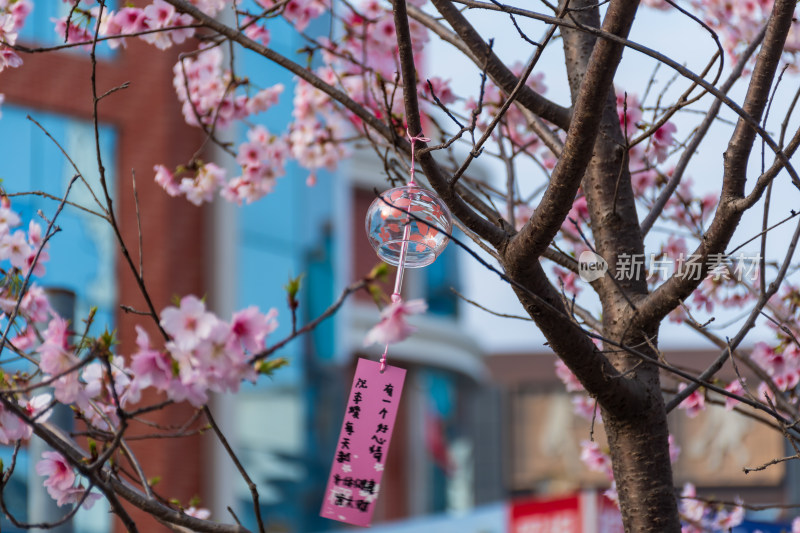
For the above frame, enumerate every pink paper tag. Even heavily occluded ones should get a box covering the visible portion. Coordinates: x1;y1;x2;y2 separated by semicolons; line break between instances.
320;358;406;527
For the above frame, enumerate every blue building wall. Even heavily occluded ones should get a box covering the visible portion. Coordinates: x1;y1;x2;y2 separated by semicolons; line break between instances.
1;105;117;334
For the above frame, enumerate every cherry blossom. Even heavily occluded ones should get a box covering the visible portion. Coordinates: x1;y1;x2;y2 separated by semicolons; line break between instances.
52;16;94;49
679;482;744;531
0;0;27;72
0;229;31;268
154;164;181;197
35;451;101;509
0;393;51;444
20;283;53;322
751;342;800;392
242;16;270;45
679;483;705;524
668;434;681;464
555;359;584;392
363;298;427;346
579;440;613;479
230;306;278;353
246;84;284;115
37;315;76;376
571;395;600;422
724;379;746;411
161;295;217;350
36;451;75;503
130;325;174;391
179;162;227;205
651;122;677;163
676;383;706;418
185;506;212;519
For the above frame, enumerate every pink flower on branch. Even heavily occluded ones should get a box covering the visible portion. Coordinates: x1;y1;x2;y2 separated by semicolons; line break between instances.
364;299;427;346
580;440;613;479
161;295;216;350
130;325;174;391
35;452;101;509
154;164;181;197
676;383;705;418
142;296;281;406
651;121;677;163
555;359;584;392
36;451;75;502
231;306;278;353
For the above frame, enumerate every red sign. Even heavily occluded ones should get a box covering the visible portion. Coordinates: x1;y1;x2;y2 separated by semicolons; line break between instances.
510;494;582;533
510;491;623;533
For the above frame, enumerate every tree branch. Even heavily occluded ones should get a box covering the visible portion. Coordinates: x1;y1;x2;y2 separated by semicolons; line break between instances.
635;0;797;327
430;0;571;130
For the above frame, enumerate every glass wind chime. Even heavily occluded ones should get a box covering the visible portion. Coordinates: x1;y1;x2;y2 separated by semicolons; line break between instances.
320;131;452;527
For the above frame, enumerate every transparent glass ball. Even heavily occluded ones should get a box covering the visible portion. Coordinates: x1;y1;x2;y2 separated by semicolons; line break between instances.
365;185;452;268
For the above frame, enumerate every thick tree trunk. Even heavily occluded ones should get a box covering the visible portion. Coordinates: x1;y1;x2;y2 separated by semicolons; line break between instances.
554;0;682;529
604;390;680;532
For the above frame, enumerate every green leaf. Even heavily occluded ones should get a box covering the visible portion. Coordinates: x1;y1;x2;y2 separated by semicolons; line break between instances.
256;357;289;377
284;274;304;300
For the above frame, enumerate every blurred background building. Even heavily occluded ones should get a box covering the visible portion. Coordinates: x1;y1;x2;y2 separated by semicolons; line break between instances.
0;2;797;533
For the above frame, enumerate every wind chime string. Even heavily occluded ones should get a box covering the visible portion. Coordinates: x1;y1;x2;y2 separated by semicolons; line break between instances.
379;129;430;373
406;128;430;186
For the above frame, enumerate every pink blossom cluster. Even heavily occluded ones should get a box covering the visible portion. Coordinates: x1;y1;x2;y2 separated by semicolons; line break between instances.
34;314;141;427
255;0;327;33
81;354;143;429
172;45;247;130
35;451;101;509
161;42;303;204
155;0;450;201
130;295;278;407
0;199;49;276
555;359;584;392
679;482;744;532
289;68;350;177
687;0;774;56
226;124;291;204
97;0;195;50
0;0;30;72
155;161;227;206
9;289;277;437
334;0;428;82
674;378;746;419
36;315;82;406
751;341;800;392
155;127;292;205
51;0;231;52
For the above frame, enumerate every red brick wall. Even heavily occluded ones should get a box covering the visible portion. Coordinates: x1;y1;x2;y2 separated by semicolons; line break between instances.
4;23;210;533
